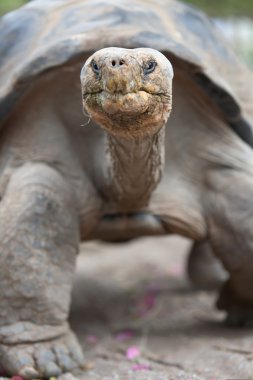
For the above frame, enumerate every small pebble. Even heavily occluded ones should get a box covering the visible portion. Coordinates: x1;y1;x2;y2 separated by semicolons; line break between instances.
81;362;95;371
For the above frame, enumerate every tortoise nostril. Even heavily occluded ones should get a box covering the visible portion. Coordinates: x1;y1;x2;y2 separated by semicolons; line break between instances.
111;59;125;67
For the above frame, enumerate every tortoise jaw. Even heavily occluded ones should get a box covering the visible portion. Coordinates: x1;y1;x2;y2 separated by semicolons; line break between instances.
83;89;171;138
84;89;169;116
98;90;151;115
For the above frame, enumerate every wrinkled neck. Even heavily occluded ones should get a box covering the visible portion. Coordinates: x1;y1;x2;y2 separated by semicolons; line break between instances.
104;126;165;211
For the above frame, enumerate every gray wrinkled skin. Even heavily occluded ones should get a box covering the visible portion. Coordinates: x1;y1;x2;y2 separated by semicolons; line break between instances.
1;0;253;378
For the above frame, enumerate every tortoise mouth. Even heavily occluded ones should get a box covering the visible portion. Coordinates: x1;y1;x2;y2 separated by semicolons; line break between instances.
100;90;152;115
82;88;172;137
84;89;169;116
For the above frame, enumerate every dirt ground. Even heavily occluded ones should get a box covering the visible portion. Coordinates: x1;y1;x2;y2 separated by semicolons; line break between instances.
65;236;253;380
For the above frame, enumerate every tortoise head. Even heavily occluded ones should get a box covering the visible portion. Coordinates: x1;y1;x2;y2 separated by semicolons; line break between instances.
81;47;173;138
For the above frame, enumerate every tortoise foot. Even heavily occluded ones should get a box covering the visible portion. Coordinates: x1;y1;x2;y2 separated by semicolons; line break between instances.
0;329;84;379
217;281;253;327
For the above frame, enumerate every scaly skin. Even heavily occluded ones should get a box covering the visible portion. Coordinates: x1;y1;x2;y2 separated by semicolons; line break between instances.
0;163;83;377
206;167;253;326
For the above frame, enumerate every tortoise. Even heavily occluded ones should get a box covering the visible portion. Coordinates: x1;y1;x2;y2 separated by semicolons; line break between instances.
1;0;253;377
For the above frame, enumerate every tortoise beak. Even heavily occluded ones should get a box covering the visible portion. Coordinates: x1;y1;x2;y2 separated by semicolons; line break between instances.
104;72;130;94
101;56;141;94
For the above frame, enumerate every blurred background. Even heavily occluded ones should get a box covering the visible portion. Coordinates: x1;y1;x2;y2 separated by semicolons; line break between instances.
1;0;253;68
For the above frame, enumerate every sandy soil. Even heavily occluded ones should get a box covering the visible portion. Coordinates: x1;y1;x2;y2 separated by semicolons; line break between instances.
66;236;253;380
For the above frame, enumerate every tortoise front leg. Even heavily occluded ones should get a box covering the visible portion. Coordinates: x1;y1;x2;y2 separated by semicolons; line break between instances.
0;163;83;378
206;168;253;326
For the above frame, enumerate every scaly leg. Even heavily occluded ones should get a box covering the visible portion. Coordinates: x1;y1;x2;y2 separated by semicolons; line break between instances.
207;169;253;326
0;163;83;378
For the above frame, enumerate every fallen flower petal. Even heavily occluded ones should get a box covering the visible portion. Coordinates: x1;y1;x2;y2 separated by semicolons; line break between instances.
131;363;151;371
126;346;140;360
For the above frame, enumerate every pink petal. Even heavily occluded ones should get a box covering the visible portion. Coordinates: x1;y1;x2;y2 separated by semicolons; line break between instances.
116;329;134;342
126;346;140;360
131;363;151;371
86;334;98;344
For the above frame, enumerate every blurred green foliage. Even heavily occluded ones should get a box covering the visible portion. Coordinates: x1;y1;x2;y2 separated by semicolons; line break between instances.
183;0;253;17
0;0;26;16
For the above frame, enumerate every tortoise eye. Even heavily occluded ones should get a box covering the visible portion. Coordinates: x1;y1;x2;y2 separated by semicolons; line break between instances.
91;60;100;75
143;60;157;75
